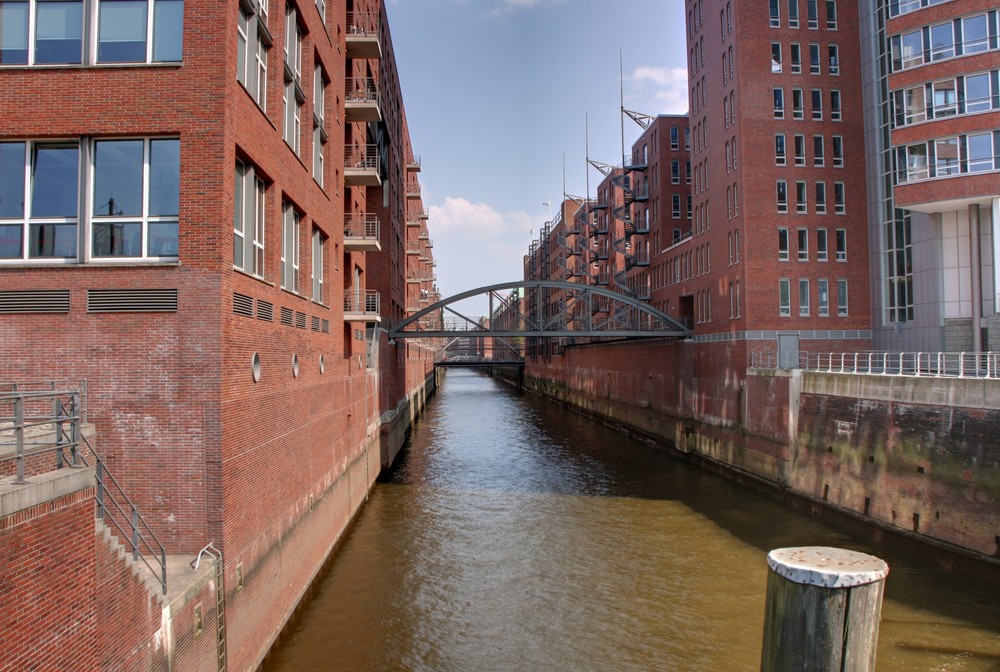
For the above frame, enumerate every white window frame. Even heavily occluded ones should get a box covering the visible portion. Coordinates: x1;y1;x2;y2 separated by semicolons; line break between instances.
234;159;266;277
281;202;300;293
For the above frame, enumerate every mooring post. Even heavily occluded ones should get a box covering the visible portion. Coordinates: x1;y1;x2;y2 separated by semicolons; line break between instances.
760;546;888;672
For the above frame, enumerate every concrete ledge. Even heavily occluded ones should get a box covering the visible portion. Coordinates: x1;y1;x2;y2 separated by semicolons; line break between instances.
0;466;95;517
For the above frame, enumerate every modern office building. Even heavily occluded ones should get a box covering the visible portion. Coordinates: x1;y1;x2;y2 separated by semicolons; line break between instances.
0;0;436;669
859;1;1000;352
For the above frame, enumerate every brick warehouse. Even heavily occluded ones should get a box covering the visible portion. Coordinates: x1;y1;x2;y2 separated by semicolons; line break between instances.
0;0;439;670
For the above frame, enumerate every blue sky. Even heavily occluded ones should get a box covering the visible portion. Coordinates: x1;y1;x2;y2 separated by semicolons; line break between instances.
385;0;689;316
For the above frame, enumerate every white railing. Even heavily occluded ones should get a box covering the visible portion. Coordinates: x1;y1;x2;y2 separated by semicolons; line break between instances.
750;351;1000;379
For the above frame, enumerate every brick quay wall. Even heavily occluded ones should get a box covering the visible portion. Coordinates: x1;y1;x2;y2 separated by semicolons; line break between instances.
513;341;1000;579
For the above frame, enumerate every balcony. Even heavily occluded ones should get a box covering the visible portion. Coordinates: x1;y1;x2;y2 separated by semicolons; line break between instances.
406;180;421;199
407;155;421;172
344;289;381;322
345;77;381;123
345;144;381;186
344;213;381;252
346;12;382;59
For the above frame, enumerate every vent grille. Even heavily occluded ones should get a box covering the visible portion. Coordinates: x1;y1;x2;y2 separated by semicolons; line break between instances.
311;316;320;332
321;319;329;333
295;311;306;329
233;292;254;317
88;288;178;313
257;300;273;322
280;306;293;326
0;290;70;313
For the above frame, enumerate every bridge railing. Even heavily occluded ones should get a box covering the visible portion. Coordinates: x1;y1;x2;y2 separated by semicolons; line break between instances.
750;351;1000;379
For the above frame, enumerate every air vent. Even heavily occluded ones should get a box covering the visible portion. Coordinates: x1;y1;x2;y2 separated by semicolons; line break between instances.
311;316;320;332
280;307;293;326
233;292;254;317
0;290;70;313
87;288;178;313
321;319;329;333
257;300;273;322
295;311;306;329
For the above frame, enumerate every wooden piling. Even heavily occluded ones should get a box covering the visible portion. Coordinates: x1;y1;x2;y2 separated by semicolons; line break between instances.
760;546;889;672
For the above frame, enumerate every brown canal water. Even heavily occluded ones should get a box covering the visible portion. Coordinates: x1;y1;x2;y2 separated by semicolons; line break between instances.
262;369;1000;672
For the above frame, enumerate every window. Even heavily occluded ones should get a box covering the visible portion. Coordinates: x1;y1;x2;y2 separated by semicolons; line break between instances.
813;135;824;166
885;214;913;322
790;43;801;73
792;88;804;119
929;22;954;61
832;136;843;167
315;0;325;23
0;0;183;65
283;5;303;155
796;182;808;213
671;160;680;184
815;181;827;214
965;73;992;114
313;65;327;186
812;89;823;120
726;141;732;173
809;43;820;74
806;0;817;28
799;279;810;316
281;202;300;292
685;160;691;184
825;0;836;29
797;228;809;260
830;90;841;121
962;15;989;54
686;194;692;219
722;51;728;83
828;45;839;74
817;279;829;316
834;182;845;214
777;180;788;213
234;159;266;276
311;228;324;302
771;43;782;72
775;134;787;165
778;228;789;260
728;46;734;80
898;143;928;182
779;278;791;316
672;194;681;219
685;126;691;150
837;279;848;316
770;0;780;27
834;228;847;262
897;85;926;125
892;30;923;70
237;1;269;108
967;133;994;173
794;134;806;166
932;79;957;118
935;137;959;176
0;137;178;262
670;126;679;150
788;0;799;28
817;227;828;260
773;88;785;118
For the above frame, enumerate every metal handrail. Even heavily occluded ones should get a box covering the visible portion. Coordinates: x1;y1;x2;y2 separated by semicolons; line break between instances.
749;351;1000;379
344;212;380;241
344;289;381;314
0;388;167;594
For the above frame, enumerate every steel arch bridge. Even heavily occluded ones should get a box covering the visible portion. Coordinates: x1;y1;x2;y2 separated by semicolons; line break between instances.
388;280;690;343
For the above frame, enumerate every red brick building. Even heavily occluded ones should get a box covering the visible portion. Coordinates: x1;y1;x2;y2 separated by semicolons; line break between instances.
0;0;436;669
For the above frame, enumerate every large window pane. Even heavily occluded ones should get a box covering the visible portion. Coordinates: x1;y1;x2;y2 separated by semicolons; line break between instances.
929;22;953;61
92;221;142;256
149;138;180;215
0;142;25;218
964;73;991;114
967;133;993;173
35;0;83;64
148;221;177;256
0;1;29;64
31;144;78;218
962;14;988;54
98;0;147;62
93;140;143;216
152;0;183;61
935;138;959;176
29;222;76;257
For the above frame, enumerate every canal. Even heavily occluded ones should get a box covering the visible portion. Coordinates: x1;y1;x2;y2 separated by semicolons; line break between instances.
262;369;1000;671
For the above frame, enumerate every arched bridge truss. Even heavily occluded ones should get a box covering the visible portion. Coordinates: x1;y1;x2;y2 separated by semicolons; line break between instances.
388;280;690;342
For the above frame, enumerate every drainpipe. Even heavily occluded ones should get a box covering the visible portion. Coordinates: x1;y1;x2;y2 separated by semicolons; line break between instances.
970;204;983;353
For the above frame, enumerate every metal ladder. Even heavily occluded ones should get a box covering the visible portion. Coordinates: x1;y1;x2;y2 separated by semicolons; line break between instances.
193;544;227;672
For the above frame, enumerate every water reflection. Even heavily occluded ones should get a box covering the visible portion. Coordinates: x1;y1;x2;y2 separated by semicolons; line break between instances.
263;370;1000;672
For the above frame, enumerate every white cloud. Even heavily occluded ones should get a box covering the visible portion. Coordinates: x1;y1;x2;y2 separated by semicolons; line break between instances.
629;66;689;115
429;196;534;240
488;0;568;16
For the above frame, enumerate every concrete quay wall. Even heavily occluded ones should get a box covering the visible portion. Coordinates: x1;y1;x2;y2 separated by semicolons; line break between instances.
521;344;1000;577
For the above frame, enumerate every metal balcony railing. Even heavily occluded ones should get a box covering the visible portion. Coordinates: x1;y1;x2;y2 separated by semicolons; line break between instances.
344;213;380;241
346;76;378;103
0;383;167;594
344;289;380;316
749;351;1000;378
345;12;381;59
345;143;380;171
